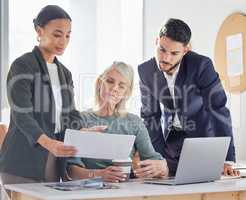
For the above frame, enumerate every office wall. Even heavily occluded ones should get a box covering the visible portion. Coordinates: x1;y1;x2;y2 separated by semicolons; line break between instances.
67;0;143;111
143;0;246;160
95;0;143;114
68;0;97;110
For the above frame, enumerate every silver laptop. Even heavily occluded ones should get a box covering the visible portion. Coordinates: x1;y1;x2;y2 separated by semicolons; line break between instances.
144;137;231;185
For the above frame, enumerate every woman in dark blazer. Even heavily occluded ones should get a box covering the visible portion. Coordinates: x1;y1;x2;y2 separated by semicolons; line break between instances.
0;5;87;185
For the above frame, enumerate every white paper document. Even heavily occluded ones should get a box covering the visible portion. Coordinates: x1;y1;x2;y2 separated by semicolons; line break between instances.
64;129;136;160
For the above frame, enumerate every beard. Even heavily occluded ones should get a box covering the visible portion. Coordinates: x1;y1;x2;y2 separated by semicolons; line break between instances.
159;58;182;74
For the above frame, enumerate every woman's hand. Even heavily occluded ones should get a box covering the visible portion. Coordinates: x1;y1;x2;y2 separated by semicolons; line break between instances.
38;134;77;157
97;166;126;182
80;125;107;132
134;159;169;178
223;163;240;176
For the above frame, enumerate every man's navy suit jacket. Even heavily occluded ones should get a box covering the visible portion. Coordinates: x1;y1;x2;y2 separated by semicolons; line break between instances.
138;51;235;163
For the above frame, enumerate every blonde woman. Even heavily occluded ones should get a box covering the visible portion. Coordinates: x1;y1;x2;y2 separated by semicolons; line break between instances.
67;61;169;182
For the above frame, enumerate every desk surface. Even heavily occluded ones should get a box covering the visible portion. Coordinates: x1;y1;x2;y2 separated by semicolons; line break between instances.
4;178;246;200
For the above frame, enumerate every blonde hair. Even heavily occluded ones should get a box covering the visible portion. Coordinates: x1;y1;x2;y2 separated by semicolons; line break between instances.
94;61;134;117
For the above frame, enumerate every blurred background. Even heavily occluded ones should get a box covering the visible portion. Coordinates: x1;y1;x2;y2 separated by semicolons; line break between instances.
0;0;246;160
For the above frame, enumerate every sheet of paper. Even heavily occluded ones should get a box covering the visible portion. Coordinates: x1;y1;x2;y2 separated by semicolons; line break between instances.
226;33;244;76
64;129;136;160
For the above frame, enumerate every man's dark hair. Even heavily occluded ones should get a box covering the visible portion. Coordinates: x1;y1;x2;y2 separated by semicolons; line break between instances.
159;18;191;46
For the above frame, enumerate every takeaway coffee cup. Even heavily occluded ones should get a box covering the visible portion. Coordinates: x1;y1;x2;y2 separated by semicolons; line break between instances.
112;158;132;181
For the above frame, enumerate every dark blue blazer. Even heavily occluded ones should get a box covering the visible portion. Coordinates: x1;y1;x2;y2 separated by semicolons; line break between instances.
138;51;235;163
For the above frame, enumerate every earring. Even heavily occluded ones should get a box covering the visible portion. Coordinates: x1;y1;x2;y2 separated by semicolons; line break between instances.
36;36;40;42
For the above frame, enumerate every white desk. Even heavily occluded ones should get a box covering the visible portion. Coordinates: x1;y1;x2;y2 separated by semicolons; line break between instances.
4;178;246;200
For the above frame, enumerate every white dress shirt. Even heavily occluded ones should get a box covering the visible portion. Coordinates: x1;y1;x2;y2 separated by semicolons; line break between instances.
156;58;182;130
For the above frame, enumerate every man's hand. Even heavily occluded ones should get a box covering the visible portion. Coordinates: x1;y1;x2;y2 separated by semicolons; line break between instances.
223;163;240;176
134;159;169;178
